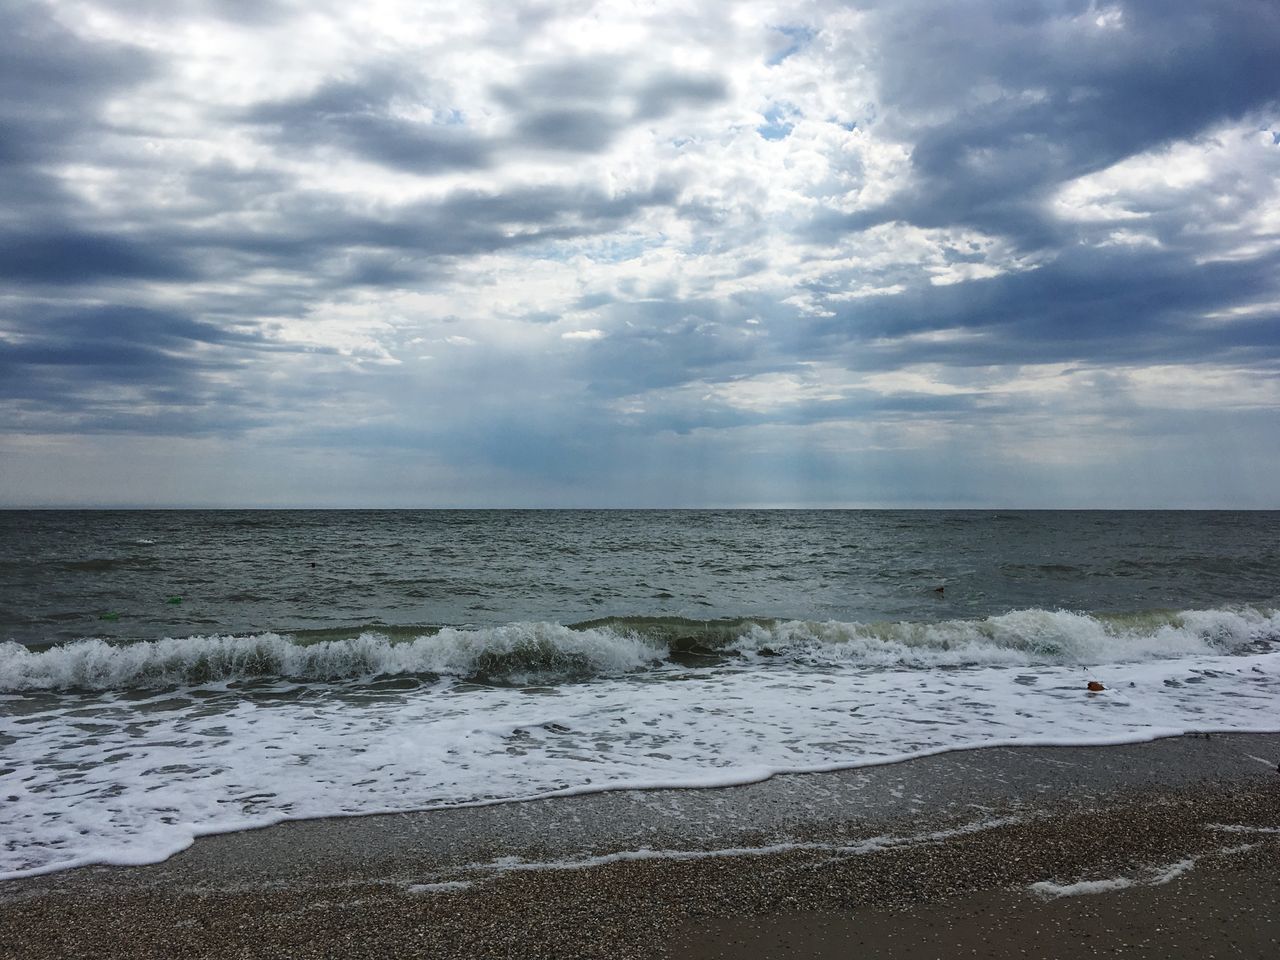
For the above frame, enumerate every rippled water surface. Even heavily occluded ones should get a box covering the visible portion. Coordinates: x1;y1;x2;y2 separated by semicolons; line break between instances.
3;510;1278;644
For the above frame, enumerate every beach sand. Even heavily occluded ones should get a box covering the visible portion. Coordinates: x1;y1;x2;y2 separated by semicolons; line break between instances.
1;734;1277;959
674;861;1280;959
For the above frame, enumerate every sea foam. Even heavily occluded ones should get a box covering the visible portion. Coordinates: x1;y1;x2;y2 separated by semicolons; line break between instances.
2;636;1279;880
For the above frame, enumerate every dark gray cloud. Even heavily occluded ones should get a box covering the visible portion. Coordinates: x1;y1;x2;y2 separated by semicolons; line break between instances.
248;59;729;167
815;245;1280;369
244;74;494;174
0;304;280;436
634;74;728;119
0;6;155;220
0;8;154;136
161;179;683;287
815;0;1280;245
496;58;729;151
493;59;623;105
515;107;618;152
0;230;195;284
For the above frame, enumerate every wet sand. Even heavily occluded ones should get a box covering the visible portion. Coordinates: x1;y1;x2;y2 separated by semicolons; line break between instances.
674;862;1280;959
1;734;1277;959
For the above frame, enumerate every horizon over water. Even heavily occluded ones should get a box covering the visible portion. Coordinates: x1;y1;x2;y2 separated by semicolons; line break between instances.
2;509;1278;880
8;504;1277;511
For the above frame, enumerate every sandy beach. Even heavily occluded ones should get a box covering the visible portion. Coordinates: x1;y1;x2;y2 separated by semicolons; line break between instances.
2;733;1277;959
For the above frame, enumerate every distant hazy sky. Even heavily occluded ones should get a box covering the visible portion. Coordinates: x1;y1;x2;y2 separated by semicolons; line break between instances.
2;0;1279;507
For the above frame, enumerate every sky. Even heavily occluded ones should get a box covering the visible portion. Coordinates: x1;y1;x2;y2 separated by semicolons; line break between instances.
2;0;1279;508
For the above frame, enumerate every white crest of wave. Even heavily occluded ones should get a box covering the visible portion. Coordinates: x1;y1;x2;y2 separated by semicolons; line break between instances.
730;606;1280;667
2;607;1275;691
0;624;667;691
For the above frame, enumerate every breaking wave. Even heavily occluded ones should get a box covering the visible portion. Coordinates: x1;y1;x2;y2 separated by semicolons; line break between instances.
729;606;1280;667
1;606;1276;691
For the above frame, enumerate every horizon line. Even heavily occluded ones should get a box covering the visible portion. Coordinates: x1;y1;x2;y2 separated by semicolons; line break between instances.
3;505;1278;512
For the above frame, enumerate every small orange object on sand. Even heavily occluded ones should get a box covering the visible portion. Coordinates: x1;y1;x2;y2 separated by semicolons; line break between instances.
1087;680;1105;692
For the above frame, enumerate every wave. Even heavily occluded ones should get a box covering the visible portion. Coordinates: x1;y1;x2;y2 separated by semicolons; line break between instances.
728;606;1280;667
0;623;667;691
1;606;1276;692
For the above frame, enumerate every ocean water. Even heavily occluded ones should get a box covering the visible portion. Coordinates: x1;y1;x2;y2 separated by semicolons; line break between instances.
1;509;1278;879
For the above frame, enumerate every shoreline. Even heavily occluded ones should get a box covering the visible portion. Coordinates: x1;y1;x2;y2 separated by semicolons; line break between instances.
8;722;1280;885
2;733;1277;958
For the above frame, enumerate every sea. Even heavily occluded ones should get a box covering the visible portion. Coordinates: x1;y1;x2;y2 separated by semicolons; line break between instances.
1;509;1278;880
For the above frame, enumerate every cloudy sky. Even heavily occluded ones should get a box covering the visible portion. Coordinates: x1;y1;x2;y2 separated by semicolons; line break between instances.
2;0;1279;507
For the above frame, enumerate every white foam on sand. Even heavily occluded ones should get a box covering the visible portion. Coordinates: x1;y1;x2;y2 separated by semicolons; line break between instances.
1030;876;1136;897
447;816;1023;877
1029;844;1259;898
2;644;1279;880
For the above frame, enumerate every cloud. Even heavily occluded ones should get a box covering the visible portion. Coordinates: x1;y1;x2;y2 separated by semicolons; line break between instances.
244;73;495;174
0;5;156;225
0;230;195;284
813;0;1280;245
1;0;1278;506
634;74;730;119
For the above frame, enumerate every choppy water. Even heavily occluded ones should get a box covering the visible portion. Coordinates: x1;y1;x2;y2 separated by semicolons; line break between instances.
1;510;1278;879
